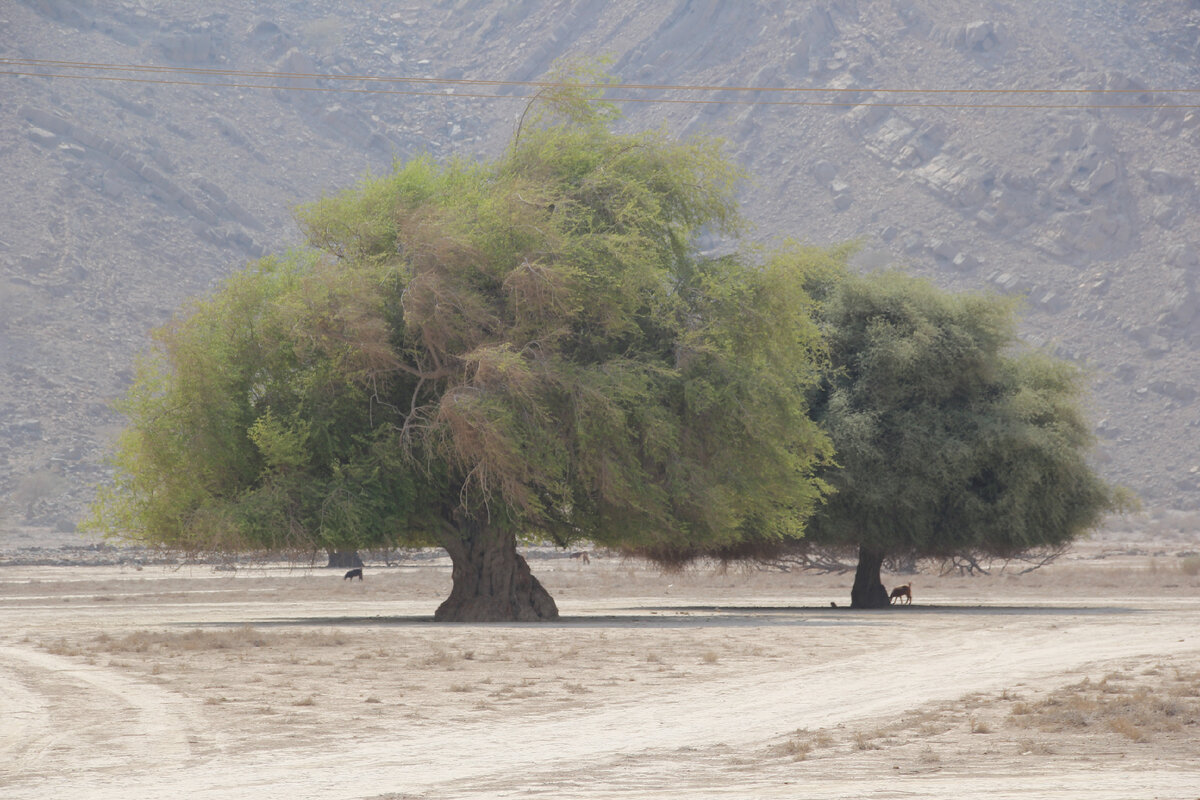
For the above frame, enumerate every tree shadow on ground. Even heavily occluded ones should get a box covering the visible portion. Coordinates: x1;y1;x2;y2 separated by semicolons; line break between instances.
180;603;1140;630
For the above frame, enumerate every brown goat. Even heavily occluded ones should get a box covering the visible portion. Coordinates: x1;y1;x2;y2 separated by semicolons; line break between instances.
889;583;912;605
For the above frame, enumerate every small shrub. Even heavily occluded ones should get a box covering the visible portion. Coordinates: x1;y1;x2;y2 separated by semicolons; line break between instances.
853;731;881;750
1010;701;1034;716
779;738;811;761
1107;717;1146;741
419;648;457;668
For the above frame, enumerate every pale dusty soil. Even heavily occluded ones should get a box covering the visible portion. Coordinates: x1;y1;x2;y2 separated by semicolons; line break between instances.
2;531;1199;800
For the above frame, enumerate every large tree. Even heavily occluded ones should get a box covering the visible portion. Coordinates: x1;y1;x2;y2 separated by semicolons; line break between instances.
87;80;832;621
797;259;1128;607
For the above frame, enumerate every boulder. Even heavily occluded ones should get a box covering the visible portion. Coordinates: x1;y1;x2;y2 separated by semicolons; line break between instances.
812;160;838;183
276;48;319;90
158;31;215;64
935;20;1004;52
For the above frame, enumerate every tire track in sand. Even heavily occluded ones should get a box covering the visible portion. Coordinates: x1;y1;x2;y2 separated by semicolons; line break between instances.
3;604;1196;799
0;644;225;791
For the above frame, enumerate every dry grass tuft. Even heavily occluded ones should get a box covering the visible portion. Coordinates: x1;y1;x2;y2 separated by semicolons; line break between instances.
969;716;992;734
1107;717;1147;741
778;738;811;761
1017;738;1056;755
853;731;882;750
418;647;458;668
1007;670;1200;741
772;729;834;762
43;638;85;657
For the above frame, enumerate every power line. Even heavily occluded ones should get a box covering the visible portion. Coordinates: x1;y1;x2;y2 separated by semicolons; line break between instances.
3;61;1195;110
2;57;1194;95
1;70;513;102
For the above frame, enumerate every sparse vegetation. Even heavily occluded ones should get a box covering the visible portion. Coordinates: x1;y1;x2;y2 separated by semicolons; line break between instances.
853;731;882;750
7;542;1200;798
1007;671;1200;741
969;716;992;734
779;738;812;761
83;626;350;653
918;745;941;764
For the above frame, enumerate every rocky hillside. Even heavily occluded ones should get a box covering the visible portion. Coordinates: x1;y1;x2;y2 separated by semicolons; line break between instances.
2;0;1199;539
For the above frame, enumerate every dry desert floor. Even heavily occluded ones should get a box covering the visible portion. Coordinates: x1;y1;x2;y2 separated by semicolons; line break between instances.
2;528;1199;799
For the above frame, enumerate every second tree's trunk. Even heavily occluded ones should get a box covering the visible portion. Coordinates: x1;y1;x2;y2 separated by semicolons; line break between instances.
326;549;363;569
435;520;559;622
850;545;891;609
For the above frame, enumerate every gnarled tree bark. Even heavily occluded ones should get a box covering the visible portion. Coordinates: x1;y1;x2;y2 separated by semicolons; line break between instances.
850;545;891;609
435;519;559;622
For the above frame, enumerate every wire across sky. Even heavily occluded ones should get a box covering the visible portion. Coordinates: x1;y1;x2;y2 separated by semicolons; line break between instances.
3;57;1197;110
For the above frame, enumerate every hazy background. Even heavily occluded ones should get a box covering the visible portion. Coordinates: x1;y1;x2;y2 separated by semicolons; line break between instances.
2;0;1199;543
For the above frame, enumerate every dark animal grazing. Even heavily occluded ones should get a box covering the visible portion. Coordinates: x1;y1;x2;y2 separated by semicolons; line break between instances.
889;583;912;605
344;568;363;580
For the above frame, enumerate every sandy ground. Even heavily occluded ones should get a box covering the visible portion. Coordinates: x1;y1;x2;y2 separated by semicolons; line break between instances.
1;531;1199;799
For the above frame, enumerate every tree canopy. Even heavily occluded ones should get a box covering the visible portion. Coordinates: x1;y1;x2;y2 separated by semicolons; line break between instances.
88;73;1124;618
87;81;833;620
797;259;1128;606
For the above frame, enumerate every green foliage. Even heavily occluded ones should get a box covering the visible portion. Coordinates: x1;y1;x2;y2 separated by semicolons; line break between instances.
802;260;1125;561
88;77;831;560
87;252;421;554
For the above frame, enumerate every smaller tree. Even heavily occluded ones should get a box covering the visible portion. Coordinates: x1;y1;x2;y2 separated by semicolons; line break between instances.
797;258;1129;607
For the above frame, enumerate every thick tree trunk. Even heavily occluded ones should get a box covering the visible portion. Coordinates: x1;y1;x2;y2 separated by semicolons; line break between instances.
435;520;559;622
326;549;363;569
850;546;891;609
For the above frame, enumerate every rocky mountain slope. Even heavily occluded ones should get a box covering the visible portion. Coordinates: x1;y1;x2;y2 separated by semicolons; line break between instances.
2;0;1199;538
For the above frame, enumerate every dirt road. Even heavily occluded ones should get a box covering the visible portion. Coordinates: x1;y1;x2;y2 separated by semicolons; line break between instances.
1;552;1198;799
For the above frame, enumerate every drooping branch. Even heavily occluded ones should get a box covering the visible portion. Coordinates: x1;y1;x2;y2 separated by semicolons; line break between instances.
756;550;857;574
